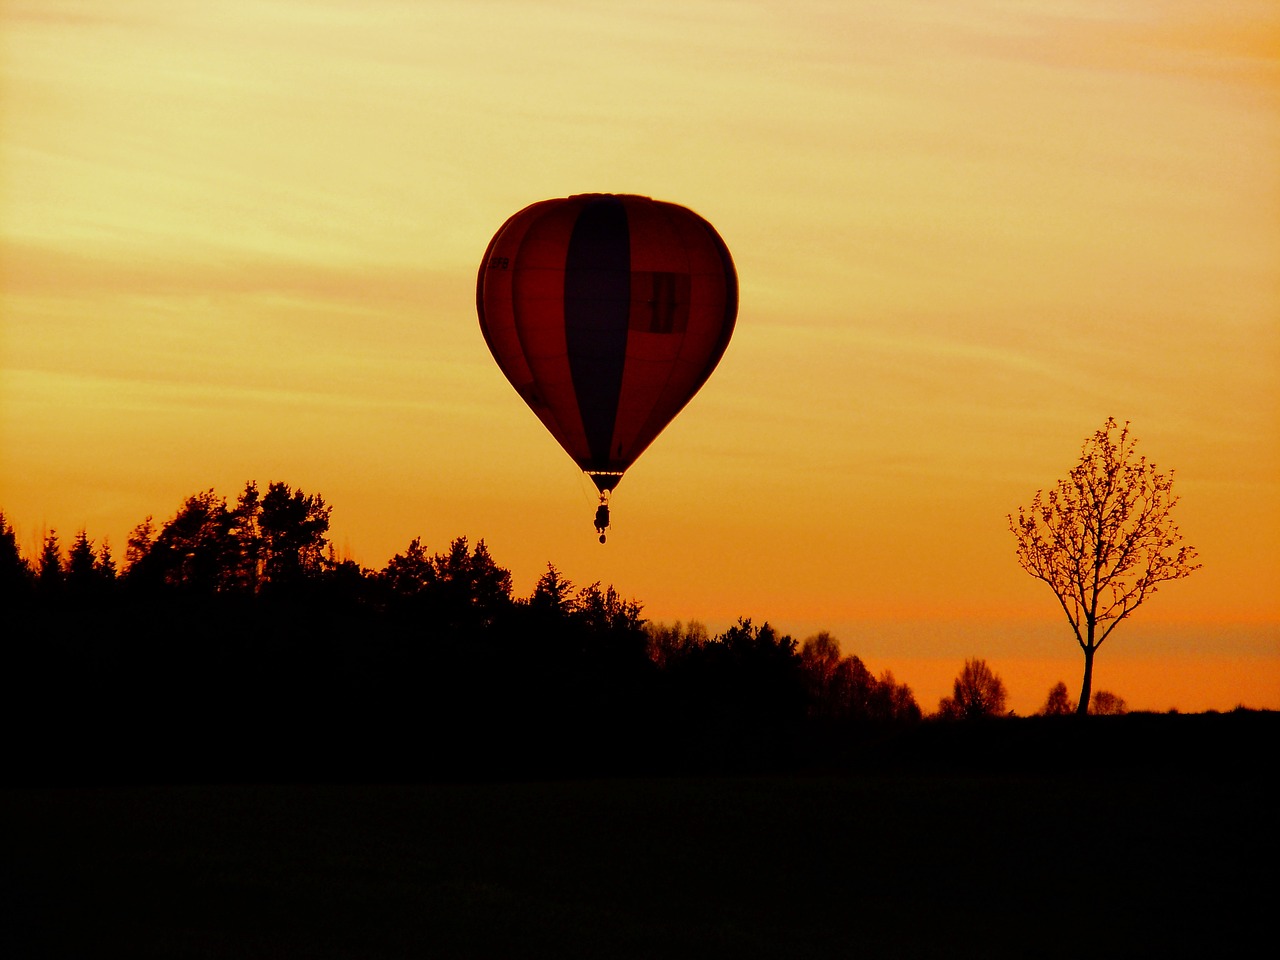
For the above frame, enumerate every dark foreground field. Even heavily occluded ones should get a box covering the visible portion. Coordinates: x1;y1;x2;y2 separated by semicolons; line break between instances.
3;712;1273;959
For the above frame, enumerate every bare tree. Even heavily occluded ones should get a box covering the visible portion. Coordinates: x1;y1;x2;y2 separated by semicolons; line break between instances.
872;670;922;723
1010;419;1200;715
937;658;1008;720
1039;681;1075;716
799;632;842;718
1089;690;1127;716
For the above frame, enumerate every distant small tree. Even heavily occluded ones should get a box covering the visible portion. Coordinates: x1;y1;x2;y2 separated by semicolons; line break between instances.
799;633;919;723
1090;690;1128;716
1010;419;1200;715
871;670;922;724
1040;681;1076;716
381;537;437;599
799;632;843;717
65;529;98;598
37;530;63;596
938;658;1008;720
830;653;877;719
95;538;118;584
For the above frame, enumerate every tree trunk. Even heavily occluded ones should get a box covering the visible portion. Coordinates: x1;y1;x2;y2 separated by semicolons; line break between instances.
1076;644;1095;716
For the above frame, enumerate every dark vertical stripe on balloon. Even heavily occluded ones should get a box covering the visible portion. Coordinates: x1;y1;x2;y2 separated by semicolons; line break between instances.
564;197;631;469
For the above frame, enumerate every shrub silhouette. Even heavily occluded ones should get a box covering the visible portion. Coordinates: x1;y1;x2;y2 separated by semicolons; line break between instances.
1039;681;1076;716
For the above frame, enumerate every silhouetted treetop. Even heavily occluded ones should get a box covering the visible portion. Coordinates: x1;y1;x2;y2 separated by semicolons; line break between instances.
937;658;1008;720
258;482;330;588
574;581;644;635
123;482;331;596
64;529;114;601
530;563;575;615
644;620;709;669
1039;681;1076;717
800;632;921;724
381;537;437;599
0;511;33;600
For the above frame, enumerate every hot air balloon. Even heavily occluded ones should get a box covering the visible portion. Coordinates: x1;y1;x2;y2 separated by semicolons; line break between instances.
477;194;737;542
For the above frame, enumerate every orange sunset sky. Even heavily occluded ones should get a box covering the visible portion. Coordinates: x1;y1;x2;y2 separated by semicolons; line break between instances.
3;0;1277;715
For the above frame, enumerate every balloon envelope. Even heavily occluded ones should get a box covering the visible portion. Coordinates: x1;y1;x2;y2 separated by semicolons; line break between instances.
477;194;738;492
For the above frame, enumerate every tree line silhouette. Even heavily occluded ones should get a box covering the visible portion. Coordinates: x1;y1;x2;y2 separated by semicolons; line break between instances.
1;482;933;782
3;480;1145;784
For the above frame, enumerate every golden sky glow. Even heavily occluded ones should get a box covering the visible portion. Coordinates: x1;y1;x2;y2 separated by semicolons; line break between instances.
3;0;1278;714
